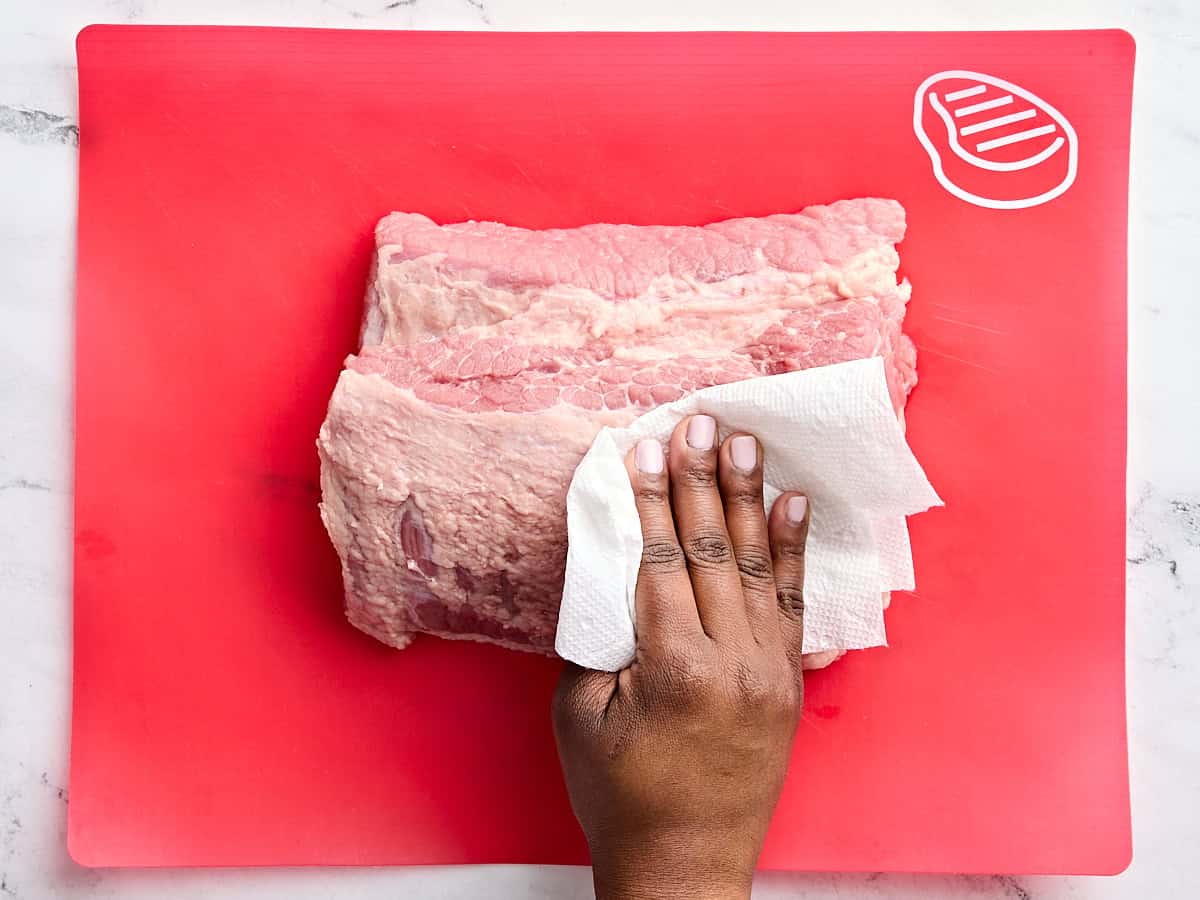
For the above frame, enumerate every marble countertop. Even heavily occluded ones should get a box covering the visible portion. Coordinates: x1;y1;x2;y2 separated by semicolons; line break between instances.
1;1;1196;897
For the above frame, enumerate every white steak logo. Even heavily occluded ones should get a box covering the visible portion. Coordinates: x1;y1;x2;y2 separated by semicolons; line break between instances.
913;70;1078;210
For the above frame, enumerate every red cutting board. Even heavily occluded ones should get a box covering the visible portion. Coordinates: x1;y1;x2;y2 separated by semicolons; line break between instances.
72;27;1134;873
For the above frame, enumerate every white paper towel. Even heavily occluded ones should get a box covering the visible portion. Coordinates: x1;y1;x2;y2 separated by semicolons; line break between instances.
556;357;942;671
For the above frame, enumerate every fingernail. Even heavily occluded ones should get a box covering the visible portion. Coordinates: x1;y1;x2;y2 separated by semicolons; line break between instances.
730;435;757;472
686;415;715;450
786;495;808;524
635;438;664;474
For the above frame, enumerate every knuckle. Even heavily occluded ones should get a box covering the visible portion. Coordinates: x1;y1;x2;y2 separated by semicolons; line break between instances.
641;538;685;572
724;657;763;700
725;487;768;521
728;657;799;716
735;548;774;583
725;477;764;505
684;531;733;566
774;539;808;562
772;681;802;720
777;586;805;619
729;658;770;704
680;462;717;489
655;649;716;705
635;483;667;505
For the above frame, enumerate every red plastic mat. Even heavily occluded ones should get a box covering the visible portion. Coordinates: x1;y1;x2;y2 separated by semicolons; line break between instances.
72;27;1133;872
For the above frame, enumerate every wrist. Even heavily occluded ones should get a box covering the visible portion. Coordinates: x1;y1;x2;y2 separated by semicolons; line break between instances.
593;866;751;900
590;836;755;900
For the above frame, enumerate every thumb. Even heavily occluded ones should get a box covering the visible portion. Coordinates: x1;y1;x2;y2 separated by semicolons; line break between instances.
552;662;619;739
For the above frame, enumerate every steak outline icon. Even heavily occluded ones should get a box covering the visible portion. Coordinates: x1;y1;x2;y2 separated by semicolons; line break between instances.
913;69;1078;210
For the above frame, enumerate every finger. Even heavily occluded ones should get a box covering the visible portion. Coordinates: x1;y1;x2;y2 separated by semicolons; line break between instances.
624;439;703;651
802;650;844;670
717;432;780;646
667;414;750;644
769;492;809;673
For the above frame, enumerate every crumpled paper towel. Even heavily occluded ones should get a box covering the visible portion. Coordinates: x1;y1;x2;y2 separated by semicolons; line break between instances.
556;357;942;671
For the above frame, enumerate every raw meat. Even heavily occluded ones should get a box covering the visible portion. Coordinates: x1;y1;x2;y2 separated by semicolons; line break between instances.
319;197;915;659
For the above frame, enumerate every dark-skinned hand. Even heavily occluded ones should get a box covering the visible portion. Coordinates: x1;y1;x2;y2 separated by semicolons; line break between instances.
553;414;809;900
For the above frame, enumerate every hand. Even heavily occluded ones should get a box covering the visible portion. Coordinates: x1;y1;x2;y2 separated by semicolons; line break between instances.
553;414;809;900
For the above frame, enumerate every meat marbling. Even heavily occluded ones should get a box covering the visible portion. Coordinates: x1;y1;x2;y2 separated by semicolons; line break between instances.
319;197;915;660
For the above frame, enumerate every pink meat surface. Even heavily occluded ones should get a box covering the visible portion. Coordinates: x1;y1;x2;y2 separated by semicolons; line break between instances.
373;199;904;304
353;337;770;413
319;197;915;659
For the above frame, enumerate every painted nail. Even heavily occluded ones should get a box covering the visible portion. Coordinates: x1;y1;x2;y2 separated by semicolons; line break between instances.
786;495;808;524
635;438;664;474
730;435;757;472
686;415;716;450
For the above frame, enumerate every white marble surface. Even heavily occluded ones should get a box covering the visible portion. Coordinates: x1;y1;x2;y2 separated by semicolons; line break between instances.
1;1;1197;897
